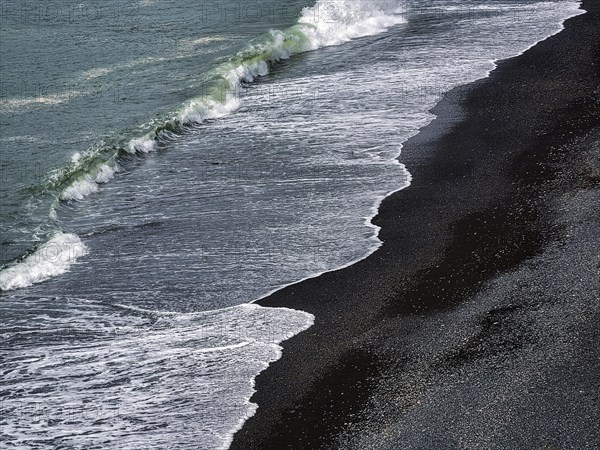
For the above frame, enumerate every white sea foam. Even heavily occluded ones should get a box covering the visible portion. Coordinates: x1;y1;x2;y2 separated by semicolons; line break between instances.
299;0;406;48
179;95;243;125
1;301;313;449
0;233;87;291
60;163;119;201
128;136;158;154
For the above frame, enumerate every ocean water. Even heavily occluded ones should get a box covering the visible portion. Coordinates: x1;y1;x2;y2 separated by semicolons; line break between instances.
0;0;583;448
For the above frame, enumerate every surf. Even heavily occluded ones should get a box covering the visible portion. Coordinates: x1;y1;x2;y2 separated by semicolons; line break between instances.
0;0;407;290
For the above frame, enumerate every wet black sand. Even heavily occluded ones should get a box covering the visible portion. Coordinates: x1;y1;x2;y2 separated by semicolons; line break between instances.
231;1;600;448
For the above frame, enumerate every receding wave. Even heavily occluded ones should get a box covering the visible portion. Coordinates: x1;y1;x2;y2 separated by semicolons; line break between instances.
1;301;314;448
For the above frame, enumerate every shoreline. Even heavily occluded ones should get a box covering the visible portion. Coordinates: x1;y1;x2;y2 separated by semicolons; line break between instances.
247;3;582;310
231;1;600;448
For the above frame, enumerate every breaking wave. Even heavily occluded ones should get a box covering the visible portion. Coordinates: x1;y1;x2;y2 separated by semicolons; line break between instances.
0;233;87;291
49;0;406;202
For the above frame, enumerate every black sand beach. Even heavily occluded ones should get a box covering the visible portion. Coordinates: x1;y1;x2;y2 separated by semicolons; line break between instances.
231;1;600;448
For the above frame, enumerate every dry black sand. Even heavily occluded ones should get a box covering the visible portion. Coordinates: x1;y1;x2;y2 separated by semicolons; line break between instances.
231;1;600;448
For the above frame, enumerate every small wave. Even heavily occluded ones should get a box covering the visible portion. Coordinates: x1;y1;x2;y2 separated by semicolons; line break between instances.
0;233;88;291
49;0;406;203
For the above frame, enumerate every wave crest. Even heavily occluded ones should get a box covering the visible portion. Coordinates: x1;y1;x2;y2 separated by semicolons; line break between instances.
0;233;88;291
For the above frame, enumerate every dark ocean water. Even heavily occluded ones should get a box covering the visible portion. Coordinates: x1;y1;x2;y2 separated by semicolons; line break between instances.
0;0;583;447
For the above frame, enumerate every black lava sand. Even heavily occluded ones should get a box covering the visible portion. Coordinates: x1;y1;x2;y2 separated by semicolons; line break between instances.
230;1;600;448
